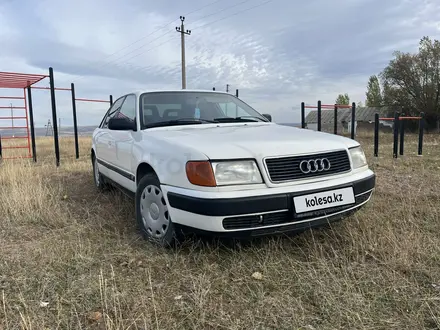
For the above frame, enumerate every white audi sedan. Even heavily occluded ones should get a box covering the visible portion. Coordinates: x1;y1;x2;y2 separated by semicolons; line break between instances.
91;90;375;247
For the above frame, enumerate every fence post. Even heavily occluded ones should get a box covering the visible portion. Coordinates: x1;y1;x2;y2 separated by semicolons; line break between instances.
418;112;424;155
317;100;321;131
393;111;399;158
374;113;379;157
27;83;37;162
71;83;79;159
49;67;60;167
109;94;113;106
334;104;338;134
301;102;305;128
399;113;405;156
235;89;239;97
0;134;2;159
350;102;356;139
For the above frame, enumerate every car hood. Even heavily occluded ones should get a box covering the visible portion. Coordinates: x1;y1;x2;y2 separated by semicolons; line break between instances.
142;123;359;159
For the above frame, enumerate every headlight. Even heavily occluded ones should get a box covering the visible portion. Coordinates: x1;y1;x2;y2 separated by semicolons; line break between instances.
349;146;367;169
211;160;263;185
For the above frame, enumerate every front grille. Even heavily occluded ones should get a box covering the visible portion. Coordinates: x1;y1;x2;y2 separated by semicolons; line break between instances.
222;191;371;230
264;150;351;183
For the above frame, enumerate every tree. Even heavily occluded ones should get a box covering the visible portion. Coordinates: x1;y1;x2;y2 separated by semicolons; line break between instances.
381;80;404;117
379;36;440;130
365;75;383;106
335;93;350;105
357;101;364;107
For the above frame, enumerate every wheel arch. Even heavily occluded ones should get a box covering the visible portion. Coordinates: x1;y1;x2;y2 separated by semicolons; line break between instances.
136;162;158;185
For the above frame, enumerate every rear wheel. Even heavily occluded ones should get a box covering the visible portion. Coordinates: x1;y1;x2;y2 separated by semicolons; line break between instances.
92;155;107;191
135;173;179;247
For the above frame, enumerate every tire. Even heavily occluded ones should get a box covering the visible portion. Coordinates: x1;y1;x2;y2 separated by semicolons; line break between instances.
135;173;180;247
92;155;107;191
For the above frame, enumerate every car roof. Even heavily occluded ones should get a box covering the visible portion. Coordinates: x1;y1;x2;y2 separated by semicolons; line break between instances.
125;89;232;98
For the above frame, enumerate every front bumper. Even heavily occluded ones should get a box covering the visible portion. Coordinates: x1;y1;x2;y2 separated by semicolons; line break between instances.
163;170;375;236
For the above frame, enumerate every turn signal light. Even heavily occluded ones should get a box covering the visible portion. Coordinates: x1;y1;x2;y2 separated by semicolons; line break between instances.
186;161;216;187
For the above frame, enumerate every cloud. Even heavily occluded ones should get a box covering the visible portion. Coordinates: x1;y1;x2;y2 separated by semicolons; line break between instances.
0;0;439;127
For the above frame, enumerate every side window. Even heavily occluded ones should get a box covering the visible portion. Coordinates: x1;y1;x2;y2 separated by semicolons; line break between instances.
101;96;125;128
116;94;136;122
98;107;112;128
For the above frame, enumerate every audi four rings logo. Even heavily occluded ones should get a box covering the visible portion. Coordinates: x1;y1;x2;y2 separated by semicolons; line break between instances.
299;158;331;174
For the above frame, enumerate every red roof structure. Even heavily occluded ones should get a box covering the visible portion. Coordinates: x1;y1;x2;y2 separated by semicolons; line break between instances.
0;71;48;160
0;71;47;89
0;67;113;165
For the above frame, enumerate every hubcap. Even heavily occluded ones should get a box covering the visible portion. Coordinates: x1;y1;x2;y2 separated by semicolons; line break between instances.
140;185;170;238
94;158;100;185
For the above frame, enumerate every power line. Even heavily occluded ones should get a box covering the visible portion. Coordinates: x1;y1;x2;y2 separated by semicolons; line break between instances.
106;36;179;73
73;30;175;82
119;1;258;68
108;0;222;58
121;0;273;75
109;0;274;71
190;0;255;27
67;0;225;80
184;0;223;16
71;0;276;84
81;0;223;64
192;0;274;31
96;23;176;62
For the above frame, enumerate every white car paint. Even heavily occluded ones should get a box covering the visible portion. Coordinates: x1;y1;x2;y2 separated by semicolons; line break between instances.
92;89;375;235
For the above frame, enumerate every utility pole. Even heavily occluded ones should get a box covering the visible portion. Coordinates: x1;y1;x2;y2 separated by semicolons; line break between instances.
226;84;230;93
176;16;191;89
45;119;53;136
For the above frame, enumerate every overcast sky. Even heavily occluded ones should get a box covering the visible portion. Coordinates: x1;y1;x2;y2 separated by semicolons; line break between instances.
1;0;439;127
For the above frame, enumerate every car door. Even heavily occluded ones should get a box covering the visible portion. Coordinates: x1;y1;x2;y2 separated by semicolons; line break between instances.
94;96;125;176
106;93;138;191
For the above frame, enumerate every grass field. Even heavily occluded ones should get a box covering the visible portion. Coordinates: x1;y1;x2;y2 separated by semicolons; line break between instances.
1;133;440;329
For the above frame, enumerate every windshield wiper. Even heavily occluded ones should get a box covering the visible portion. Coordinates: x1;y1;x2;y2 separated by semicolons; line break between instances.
144;118;217;128
236;116;267;121
213;116;264;123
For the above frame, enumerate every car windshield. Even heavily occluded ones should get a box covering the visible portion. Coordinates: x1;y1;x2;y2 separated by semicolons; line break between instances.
139;91;268;129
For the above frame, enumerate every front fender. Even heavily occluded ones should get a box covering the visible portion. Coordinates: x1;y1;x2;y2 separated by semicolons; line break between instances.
132;136;209;189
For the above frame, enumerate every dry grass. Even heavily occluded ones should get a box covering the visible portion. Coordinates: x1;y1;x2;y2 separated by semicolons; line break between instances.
1;132;440;329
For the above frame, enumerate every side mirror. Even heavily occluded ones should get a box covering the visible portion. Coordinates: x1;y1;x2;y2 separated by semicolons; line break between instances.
108;117;136;131
262;113;272;122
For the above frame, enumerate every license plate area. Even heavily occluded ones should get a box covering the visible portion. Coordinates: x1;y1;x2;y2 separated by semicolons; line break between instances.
293;187;355;214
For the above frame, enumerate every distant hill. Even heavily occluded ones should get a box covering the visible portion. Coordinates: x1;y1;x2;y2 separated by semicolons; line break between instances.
0;126;98;138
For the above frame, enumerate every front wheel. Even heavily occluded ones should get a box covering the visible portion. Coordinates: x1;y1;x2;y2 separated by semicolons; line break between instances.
135;173;180;247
